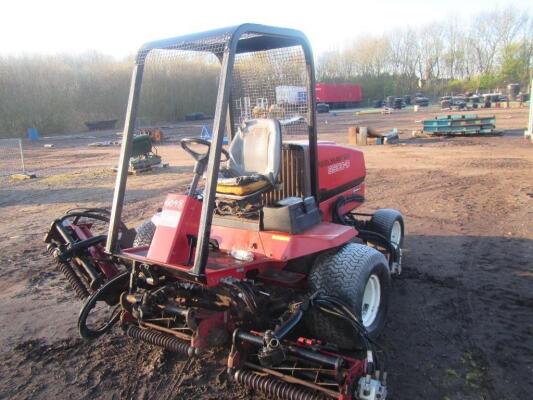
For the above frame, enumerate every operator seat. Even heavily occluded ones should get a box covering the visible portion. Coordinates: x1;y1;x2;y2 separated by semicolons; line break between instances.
216;119;281;198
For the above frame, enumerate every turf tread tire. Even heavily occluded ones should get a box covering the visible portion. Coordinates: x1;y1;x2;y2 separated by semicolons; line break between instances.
369;209;404;247
133;220;156;247
306;243;390;349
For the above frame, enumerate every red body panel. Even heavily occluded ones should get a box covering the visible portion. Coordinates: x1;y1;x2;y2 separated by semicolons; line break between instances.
123;221;356;286
147;194;202;264
122;143;366;286
302;142;365;220
210;222;356;262
316;83;362;104
316;143;365;199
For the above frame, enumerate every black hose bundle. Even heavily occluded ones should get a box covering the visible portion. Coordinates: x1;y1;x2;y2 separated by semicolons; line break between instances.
61;207;129;232
331;195;364;222
60;207;134;249
78;271;129;339
308;292;386;373
228;281;260;314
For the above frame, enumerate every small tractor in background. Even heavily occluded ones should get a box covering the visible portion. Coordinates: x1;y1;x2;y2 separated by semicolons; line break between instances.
138;127;164;143
45;24;404;400
128;134;164;173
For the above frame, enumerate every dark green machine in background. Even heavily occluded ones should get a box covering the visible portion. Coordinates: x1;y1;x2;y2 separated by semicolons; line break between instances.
129;134;162;172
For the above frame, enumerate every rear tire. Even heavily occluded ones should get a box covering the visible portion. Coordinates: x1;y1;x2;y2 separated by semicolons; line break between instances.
306;243;390;350
133;220;156;247
370;209;404;248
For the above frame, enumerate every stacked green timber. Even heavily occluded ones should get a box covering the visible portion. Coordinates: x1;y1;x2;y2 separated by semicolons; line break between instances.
422;114;496;135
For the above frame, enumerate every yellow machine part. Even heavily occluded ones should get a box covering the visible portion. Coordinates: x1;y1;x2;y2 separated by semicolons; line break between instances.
216;179;269;195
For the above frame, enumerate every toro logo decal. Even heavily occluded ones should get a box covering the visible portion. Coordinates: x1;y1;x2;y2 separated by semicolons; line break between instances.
164;198;185;210
319;154;351;175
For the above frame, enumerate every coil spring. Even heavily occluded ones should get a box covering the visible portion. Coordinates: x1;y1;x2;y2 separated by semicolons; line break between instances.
127;325;193;356
234;369;324;400
55;258;89;299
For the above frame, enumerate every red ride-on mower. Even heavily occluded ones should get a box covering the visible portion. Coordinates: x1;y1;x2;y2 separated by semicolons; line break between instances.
49;25;404;399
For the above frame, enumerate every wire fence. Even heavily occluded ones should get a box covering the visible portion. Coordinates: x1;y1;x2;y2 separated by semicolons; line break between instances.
0;138;25;177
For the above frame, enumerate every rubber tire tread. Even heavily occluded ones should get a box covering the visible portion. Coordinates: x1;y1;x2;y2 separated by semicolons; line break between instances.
133;220;156;247
306;243;390;350
369;208;404;247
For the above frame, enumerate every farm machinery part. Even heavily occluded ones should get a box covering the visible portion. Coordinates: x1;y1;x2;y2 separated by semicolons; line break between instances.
45;24;406;400
44;208;134;299
116;261;388;400
228;293;387;400
128;134;163;173
138;127;164;143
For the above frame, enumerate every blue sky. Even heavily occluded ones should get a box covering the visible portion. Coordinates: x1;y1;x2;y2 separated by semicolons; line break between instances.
2;0;530;56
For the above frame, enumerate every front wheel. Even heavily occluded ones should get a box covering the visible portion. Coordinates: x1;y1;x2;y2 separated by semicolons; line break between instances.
132;220;156;247
306;243;390;350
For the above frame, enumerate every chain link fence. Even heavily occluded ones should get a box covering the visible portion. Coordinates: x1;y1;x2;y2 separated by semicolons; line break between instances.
0;138;26;177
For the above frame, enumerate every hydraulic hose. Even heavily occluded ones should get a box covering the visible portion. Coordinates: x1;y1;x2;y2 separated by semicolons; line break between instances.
58;208;129;237
308;293;387;373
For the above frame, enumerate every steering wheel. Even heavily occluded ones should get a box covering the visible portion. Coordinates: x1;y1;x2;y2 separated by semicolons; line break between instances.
180;137;230;162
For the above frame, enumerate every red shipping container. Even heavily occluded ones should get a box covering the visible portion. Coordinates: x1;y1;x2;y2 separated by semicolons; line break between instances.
316;83;362;105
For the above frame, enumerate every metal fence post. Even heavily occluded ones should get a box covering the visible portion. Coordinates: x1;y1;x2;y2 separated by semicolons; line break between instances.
0;138;27;177
18;139;26;174
526;79;533;142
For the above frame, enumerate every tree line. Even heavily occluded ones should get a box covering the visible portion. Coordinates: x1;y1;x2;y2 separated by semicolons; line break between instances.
317;7;532;103
0;7;531;137
0;52;220;137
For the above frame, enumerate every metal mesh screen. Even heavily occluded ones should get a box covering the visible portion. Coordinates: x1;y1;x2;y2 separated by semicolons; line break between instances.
130;31;312;207
136;31;310;140
136;32;233;64
0;138;25;177
231;45;309;138
136;32;229;128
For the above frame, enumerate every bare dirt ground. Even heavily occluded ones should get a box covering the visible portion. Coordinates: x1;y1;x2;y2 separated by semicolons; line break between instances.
0;106;531;399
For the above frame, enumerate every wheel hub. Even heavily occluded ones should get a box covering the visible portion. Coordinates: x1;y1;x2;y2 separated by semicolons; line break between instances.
390;221;402;246
361;274;381;327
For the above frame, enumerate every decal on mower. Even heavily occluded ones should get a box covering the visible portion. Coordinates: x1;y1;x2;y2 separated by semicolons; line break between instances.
327;159;351;175
319;153;352;175
163;198;185;210
152;210;181;228
150;198;187;228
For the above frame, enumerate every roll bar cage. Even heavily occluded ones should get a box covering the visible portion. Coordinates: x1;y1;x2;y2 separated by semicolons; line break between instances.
106;24;318;282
